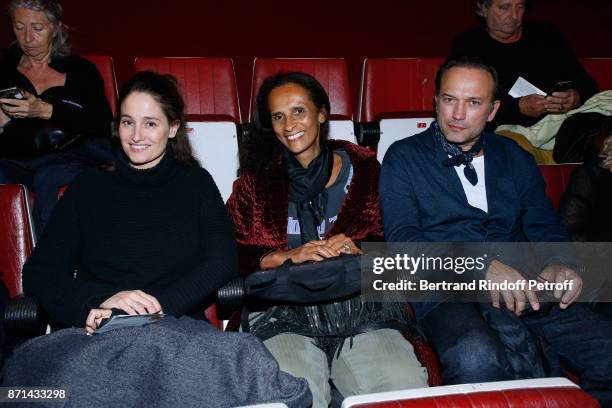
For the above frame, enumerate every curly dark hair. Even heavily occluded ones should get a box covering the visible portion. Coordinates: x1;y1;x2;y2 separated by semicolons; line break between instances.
115;71;199;168
240;71;330;173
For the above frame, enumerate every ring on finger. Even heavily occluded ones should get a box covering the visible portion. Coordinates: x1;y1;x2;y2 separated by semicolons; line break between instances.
342;243;351;254
559;104;563;110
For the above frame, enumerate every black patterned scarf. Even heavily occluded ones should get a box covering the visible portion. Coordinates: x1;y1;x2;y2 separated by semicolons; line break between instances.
433;121;484;186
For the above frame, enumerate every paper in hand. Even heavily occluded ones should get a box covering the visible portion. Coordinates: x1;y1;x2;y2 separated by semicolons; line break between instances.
508;76;547;98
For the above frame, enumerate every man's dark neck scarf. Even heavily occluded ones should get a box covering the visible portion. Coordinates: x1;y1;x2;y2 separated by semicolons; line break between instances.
433;121;484;186
283;143;334;244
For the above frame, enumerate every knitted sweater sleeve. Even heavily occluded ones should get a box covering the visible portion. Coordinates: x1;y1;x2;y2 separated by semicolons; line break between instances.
146;170;240;316
22;178;124;327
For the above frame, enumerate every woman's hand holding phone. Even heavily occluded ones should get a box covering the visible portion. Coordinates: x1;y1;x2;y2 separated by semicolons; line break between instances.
0;86;24;100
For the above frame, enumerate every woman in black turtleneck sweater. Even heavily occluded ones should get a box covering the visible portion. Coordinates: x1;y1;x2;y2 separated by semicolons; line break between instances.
22;71;239;331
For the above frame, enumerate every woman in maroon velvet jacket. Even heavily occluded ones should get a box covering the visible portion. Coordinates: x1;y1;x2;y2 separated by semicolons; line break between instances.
227;136;382;275
226;72;427;408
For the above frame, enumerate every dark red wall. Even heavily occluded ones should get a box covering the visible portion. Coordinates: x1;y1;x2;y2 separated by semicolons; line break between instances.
2;0;611;118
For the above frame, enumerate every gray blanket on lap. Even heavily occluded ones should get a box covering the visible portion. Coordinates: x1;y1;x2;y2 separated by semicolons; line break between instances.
1;316;312;408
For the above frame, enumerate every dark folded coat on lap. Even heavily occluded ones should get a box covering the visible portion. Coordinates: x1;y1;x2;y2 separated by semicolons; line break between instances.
1;317;312;408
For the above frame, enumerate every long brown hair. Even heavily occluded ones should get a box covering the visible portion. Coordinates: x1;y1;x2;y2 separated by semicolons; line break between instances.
115;71;199;168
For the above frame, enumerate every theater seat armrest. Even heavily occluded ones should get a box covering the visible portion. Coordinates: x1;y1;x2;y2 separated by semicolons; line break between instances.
354;122;381;146
217;277;244;320
3;296;48;337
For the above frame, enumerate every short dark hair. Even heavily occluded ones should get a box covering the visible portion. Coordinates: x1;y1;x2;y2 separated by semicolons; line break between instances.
115;71;199;167
241;71;331;173
435;55;500;101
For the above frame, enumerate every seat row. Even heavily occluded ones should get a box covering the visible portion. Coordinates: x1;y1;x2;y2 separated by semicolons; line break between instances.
83;56;612;203
0;56;594;313
0;57;594;407
0;163;598;407
0;57;604;408
0;163;577;311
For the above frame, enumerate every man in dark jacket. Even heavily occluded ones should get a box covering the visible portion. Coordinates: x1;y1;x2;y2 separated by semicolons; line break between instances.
380;56;612;406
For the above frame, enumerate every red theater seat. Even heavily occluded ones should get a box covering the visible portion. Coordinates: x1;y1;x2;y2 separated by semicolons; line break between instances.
249;58;356;142
358;58;443;161
360;58;421;122
133;57;242;202
341;378;598;408
581;57;612;91
2;181;223;331
82;55;119;117
539;164;579;211
359;57;444;122
0;184;36;299
420;58;445;115
134;57;241;123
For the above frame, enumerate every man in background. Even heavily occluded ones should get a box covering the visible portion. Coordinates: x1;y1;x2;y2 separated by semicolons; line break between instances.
451;0;603;163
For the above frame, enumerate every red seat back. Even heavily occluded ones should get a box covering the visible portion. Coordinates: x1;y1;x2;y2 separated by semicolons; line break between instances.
204;304;222;329
359;57;444;122
350;387;598;407
0;184;36;298
82;55;119;117
581;57;612;91
249;58;353;121
134;57;241;123
539;164;578;211
420;57;445;116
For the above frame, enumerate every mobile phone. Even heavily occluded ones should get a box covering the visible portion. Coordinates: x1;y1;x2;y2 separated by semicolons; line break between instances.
550;81;573;94
0;86;24;100
94;313;165;334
